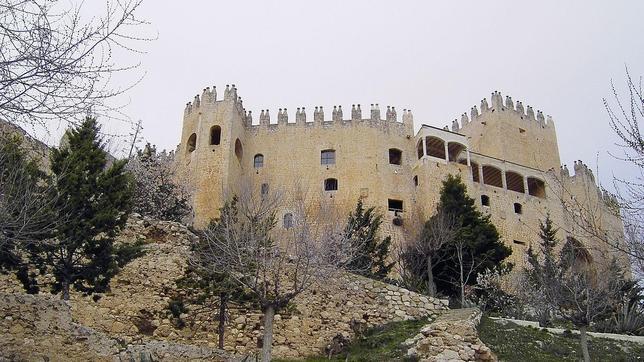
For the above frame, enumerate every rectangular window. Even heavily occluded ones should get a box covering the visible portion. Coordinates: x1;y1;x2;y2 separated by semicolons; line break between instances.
261;183;269;195
324;178;338;191
388;199;403;212
513;240;526;246
321;149;336;165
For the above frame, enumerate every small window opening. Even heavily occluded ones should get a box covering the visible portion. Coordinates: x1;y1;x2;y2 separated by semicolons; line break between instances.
481;195;490;206
388;199;403;212
321;149;336;165
514;203;522;214
261;183;269;195
254;154;264;168
324;178;338;191
187;133;197;153
210;126;221;145
519;128;526;134
389;148;402;165
283;213;293;229
413;175;419;187
513;240;526;246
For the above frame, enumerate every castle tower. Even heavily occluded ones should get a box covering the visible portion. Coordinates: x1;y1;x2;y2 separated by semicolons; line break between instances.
176;85;248;226
457;91;561;172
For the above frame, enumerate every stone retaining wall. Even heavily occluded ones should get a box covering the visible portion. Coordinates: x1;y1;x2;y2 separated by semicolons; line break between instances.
0;215;447;359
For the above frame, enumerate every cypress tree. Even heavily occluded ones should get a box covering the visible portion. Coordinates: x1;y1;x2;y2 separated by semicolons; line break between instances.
432;174;512;301
36;118;133;300
345;199;394;280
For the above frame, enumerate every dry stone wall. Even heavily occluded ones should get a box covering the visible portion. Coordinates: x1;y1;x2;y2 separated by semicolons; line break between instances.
0;215;447;359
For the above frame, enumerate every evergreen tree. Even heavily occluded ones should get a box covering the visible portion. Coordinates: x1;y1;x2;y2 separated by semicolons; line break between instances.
525;215;559;326
432;174;512;303
344;199;394;280
30;118;134;300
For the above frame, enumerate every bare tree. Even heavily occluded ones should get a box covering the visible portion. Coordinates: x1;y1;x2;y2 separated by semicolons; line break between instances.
0;0;153;128
126;143;192;222
604;68;644;274
189;183;354;361
399;210;457;297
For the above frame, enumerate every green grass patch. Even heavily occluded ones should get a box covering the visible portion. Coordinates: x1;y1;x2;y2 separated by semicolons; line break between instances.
275;318;429;362
478;316;644;362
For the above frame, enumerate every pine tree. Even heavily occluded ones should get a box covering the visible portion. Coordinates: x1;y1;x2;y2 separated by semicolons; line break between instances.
32;118;134;300
525;214;559;326
432;174;512;303
345;199;394;280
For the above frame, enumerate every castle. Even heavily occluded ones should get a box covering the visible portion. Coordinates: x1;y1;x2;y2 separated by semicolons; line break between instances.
176;85;626;268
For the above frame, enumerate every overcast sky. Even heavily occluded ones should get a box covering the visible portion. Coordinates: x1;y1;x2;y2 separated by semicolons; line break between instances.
65;0;644;190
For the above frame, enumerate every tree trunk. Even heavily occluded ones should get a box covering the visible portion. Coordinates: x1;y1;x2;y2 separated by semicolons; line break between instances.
459;254;465;307
218;293;227;350
426;257;437;297
261;304;276;362
61;279;70;301
579;326;590;362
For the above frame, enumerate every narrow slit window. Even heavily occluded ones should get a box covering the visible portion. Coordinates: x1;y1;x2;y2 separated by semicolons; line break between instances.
261;183;269;195
254;154;264;168
210;126;221;145
283;213;293;229
413;175;419;187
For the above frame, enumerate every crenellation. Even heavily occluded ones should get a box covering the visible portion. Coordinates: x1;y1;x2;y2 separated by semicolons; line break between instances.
515;101;524;116
193;94;200;108
278;108;288;124
245;110;253;126
470;106;479;119
451;119;459;132
505;95;514;111
314;106;324;123
461;112;469;126
402;109;413;125
536;110;545;126
260;109;270;126
491;91;503;109
224;84;230;100
526;105;535;120
481;98;489;112
386;106;398;122
351;104;361;121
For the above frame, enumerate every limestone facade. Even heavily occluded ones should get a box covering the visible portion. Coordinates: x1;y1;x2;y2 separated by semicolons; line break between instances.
176;85;626;268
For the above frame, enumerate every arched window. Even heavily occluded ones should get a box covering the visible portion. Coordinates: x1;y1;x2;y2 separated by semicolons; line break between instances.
482;165;503;188
389;148;402;165
527;177;546;198
283;213;294;229
324;178;338;191
506;171;525;193
187;133;197;153
514;203;522;214
234;139;243;162
447;142;467;162
481;195;490;206
210;126;221;145
425;136;446;159
417;139;424;159
321;149;336;165
254;154;264;168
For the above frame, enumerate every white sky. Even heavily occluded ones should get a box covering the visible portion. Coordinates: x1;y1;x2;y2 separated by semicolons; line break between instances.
60;0;644;190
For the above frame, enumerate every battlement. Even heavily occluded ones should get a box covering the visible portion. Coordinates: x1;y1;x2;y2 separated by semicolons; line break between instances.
448;91;555;132
182;85;414;134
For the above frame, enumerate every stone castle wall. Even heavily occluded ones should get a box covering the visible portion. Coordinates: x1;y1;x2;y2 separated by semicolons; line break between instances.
0;216;447;360
175;85;625;271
